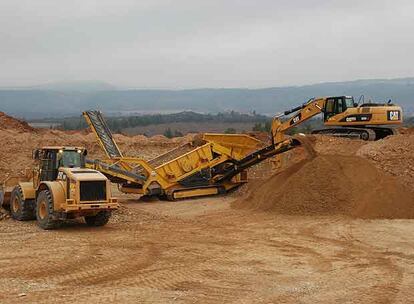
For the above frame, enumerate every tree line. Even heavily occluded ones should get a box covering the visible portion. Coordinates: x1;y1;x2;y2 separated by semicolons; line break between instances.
58;111;270;132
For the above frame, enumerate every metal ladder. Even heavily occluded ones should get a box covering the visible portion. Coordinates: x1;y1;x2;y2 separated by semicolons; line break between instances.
83;111;123;159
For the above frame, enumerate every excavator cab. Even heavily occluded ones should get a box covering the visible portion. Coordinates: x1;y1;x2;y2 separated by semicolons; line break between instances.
323;96;355;121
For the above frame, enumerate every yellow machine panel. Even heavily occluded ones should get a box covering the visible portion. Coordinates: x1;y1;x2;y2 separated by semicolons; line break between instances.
83;111;301;200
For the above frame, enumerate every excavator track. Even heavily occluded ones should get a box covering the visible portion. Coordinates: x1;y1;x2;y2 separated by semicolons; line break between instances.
312;127;378;141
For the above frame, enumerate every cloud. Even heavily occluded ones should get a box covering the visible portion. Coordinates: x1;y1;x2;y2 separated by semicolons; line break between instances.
0;0;413;87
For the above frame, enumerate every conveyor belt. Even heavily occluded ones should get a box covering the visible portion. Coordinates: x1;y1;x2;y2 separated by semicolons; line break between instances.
214;138;300;183
84;111;123;158
85;159;146;183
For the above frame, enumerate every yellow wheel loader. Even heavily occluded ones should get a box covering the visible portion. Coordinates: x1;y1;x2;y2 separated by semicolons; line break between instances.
0;147;119;229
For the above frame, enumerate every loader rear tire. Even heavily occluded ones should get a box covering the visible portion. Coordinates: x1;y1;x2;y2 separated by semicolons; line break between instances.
10;185;35;221
36;190;59;230
84;211;111;227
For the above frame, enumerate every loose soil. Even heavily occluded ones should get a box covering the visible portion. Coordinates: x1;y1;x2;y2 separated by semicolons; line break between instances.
1;198;414;303
0;113;414;303
233;155;414;219
0;116;191;181
0;112;34;132
357;134;414;187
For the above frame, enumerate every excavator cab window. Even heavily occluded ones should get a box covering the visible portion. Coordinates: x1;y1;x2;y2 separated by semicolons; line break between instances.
345;97;355;108
324;97;353;121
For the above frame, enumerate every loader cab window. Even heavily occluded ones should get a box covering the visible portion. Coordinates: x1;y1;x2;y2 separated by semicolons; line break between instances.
323;97;350;121
57;150;84;168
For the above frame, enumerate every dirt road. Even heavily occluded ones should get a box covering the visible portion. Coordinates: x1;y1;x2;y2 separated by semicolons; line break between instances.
1;195;413;303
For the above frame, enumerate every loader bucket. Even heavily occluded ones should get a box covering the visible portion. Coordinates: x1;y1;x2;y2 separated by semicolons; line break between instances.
0;186;11;209
0;175;31;208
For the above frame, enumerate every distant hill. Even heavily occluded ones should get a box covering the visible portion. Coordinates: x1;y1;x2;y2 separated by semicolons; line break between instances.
31;80;117;92
0;78;413;119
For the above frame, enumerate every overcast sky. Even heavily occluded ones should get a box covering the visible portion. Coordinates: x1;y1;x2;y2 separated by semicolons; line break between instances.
1;0;413;88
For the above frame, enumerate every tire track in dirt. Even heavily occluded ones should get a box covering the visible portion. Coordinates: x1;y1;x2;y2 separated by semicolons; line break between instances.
195;211;406;302
198;211;335;273
104;223;257;303
52;241;159;286
298;220;404;303
7;248;96;279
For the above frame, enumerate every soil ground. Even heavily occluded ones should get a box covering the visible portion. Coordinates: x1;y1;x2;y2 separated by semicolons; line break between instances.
1;112;413;303
1;196;414;303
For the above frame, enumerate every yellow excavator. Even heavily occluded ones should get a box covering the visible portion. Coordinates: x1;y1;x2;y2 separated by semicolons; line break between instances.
272;96;402;142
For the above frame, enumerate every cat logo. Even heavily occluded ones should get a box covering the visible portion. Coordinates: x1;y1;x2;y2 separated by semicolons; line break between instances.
290;113;302;125
388;110;400;121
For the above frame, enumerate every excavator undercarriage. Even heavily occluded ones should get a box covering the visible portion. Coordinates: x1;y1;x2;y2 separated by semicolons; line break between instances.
311;126;397;141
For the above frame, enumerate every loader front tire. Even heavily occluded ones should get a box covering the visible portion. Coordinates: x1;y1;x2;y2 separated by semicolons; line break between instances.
85;211;111;227
36;190;59;230
10;185;35;221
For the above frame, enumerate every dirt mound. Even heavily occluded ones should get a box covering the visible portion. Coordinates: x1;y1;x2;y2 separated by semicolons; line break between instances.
233;155;414;219
0;112;34;132
398;127;414;135
314;135;365;155
0;117;188;181
357;134;414;187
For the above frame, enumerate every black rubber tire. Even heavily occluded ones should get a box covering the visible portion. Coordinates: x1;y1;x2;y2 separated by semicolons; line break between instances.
84;211;111;227
0;189;5;209
36;190;59;230
10;185;35;221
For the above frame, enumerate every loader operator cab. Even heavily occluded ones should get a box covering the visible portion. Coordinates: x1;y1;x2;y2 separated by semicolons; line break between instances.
33;147;87;182
323;96;355;121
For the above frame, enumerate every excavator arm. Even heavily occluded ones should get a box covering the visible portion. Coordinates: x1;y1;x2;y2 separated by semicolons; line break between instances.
271;97;326;142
